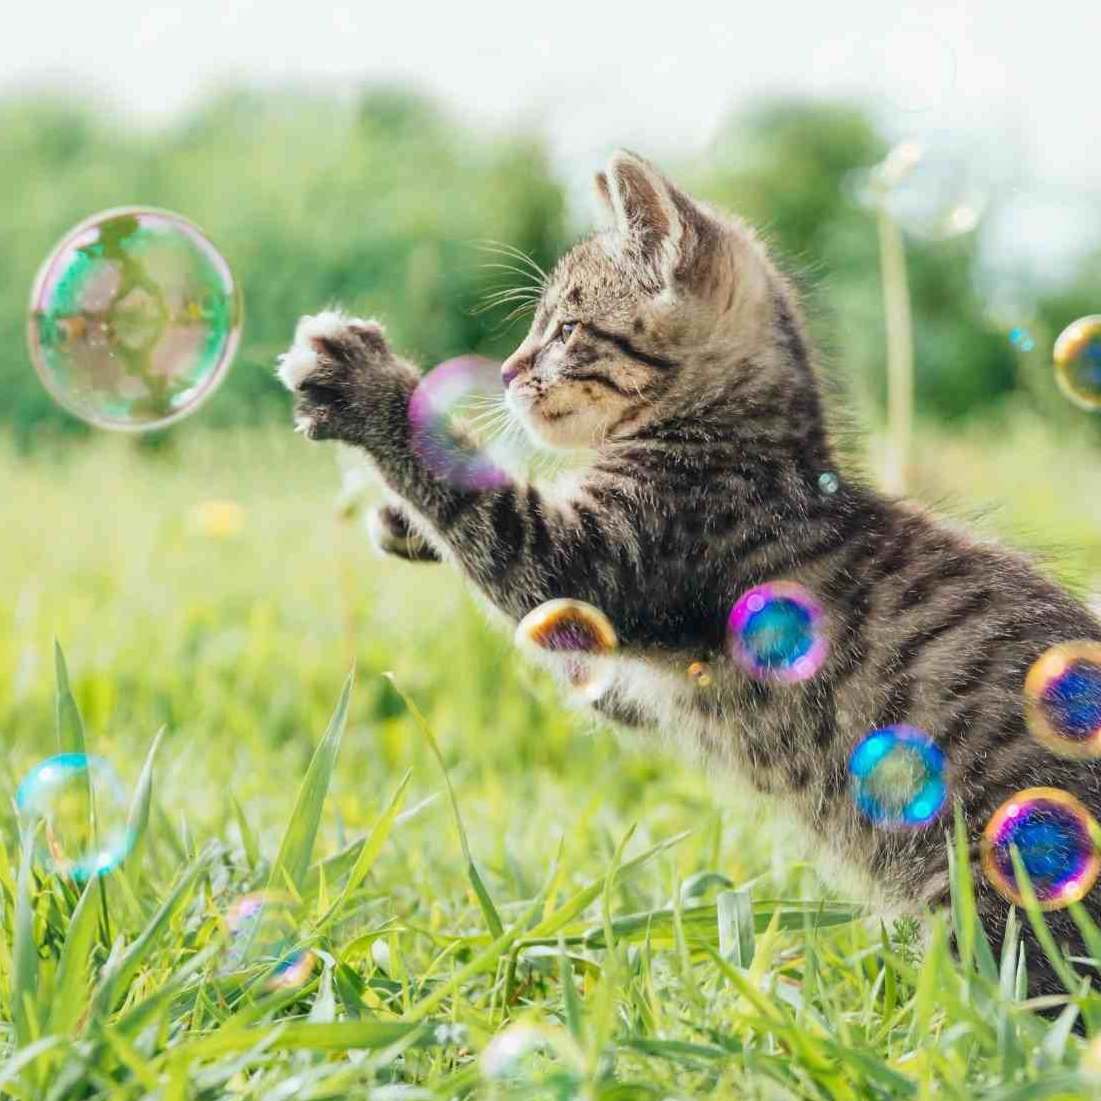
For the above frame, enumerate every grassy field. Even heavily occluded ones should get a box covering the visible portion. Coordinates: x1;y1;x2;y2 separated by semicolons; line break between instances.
2;411;1101;1099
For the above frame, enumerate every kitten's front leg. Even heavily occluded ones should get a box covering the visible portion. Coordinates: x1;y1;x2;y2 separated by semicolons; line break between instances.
278;311;638;622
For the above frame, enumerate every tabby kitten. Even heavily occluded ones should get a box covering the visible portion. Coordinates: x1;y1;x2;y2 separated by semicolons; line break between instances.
278;150;1101;996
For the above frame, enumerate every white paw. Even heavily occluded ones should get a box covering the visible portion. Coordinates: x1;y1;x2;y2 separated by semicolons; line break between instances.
276;310;386;391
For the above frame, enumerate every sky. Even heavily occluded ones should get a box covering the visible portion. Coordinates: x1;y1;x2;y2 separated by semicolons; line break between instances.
5;0;1100;276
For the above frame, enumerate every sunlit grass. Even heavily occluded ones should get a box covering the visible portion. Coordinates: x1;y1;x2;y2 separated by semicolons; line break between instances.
0;413;1100;1098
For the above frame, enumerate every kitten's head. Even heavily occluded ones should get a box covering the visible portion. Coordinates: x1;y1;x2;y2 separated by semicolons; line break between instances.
501;150;782;449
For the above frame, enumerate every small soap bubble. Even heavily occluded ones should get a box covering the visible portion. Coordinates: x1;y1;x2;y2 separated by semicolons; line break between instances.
982;787;1101;909
225;891;314;989
28;208;240;431
481;1023;579;1086
515;598;617;703
1008;326;1036;354
849;726;947;829
727;581;828;683
1024;641;1101;758
409;356;528;489
1053;316;1101;412
851;140;987;242
16;754;134;880
817;471;840;496
687;661;713;688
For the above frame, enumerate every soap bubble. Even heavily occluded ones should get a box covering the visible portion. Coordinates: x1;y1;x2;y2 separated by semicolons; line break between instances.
1053;316;1101;412
687;661;713;688
982;787;1101;909
515;598;617;703
1024;641;1101;758
481;1022;581;1088
850;140;987;242
225;891;314;989
16;754;133;880
409;356;530;489
727;581;828;683
1008;326;1036;354
849;726;947;829
27;208;241;431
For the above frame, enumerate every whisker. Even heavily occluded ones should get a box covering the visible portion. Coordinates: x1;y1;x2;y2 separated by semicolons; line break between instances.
472;239;549;284
477;261;545;288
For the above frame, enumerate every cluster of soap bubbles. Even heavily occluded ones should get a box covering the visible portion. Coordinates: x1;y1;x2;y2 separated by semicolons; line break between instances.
848;142;1101;416
15;751;315;990
28;208;240;431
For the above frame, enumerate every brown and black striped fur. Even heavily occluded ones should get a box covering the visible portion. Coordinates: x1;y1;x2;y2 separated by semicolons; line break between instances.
279;150;1101;997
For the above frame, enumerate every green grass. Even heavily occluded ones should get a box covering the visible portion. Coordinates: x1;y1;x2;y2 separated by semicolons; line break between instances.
1;412;1101;1099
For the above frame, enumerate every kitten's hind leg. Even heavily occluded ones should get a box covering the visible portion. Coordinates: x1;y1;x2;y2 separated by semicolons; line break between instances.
368;504;441;564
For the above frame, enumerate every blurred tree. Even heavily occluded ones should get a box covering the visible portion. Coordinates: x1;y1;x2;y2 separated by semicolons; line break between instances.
0;91;1095;443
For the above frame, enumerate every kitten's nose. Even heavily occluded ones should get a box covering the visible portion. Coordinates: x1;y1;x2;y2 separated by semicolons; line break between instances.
501;351;529;389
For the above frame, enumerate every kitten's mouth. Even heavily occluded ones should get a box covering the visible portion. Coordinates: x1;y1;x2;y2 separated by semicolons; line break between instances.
536;407;574;422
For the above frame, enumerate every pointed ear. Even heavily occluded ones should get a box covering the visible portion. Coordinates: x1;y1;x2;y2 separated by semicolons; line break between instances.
594;170;613;215
602;150;721;294
604;150;684;273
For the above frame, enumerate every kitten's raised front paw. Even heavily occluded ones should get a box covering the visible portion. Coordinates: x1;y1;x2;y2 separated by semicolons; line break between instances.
367;505;442;563
276;310;400;442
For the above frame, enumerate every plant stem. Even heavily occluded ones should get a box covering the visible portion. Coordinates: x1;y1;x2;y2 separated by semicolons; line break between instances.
876;208;914;495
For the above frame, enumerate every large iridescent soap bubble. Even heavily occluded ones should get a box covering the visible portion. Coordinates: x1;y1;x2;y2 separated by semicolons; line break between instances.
408;356;528;489
1053;316;1101;412
16;753;134;881
982;787;1101;910
28;208;241;431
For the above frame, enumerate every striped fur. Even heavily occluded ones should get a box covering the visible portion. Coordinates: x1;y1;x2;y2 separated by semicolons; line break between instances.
279;150;1101;997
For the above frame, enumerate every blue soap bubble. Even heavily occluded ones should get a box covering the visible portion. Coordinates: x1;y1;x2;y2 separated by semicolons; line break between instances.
849;725;947;830
982;787;1101;909
727;581;828;683
16;753;134;880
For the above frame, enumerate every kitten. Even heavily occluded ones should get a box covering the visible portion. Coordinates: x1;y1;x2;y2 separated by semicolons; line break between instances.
278;150;1101;997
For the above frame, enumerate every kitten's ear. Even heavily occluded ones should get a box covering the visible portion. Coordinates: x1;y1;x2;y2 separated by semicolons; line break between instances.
594;170;613;215
603;150;713;291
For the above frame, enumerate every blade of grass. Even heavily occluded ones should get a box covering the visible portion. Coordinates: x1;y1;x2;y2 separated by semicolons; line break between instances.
231;793;260;870
12;826;40;1051
317;768;411;929
717;888;755;968
54;642;86;756
1008;846;1078;993
948;803;998;981
383;673;503;938
91;845;211;1019
125;725;165;856
49;879;101;1034
268;669;353;893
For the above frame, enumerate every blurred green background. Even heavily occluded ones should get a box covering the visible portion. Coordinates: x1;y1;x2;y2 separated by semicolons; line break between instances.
3;88;1099;445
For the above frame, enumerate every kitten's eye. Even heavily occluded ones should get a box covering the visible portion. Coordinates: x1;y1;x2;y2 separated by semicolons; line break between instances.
559;322;578;342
